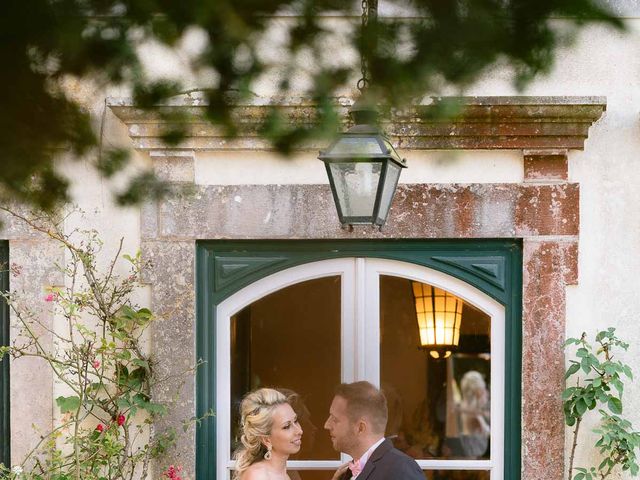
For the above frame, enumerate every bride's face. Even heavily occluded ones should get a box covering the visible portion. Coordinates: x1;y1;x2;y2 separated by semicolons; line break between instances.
266;403;303;456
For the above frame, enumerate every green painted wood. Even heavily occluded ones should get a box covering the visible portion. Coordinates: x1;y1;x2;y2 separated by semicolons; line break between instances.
196;239;522;480
0;242;9;467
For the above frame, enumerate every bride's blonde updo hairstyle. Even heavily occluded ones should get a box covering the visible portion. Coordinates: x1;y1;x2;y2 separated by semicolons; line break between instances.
233;388;289;478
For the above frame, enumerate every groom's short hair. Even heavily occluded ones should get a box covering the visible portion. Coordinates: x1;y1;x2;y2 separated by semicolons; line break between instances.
334;381;388;435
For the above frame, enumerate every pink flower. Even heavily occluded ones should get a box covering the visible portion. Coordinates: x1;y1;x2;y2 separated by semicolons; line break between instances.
163;465;183;480
44;293;56;302
92;359;101;369
117;414;126;426
95;423;105;433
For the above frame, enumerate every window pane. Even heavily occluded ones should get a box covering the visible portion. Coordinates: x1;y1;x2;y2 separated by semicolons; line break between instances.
422;471;490;479
380;276;491;460
230;276;342;461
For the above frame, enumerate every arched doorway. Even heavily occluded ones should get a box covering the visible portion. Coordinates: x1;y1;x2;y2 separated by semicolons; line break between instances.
213;258;505;480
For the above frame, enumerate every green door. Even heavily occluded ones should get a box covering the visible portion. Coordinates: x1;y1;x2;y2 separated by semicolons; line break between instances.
196;240;522;480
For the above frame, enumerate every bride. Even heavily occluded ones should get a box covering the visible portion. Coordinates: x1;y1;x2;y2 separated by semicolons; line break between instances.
234;388;349;480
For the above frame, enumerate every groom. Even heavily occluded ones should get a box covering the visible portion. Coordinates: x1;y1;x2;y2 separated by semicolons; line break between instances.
324;381;423;480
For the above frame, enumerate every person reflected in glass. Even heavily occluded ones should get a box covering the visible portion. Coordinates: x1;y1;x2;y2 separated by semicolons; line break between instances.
452;371;490;459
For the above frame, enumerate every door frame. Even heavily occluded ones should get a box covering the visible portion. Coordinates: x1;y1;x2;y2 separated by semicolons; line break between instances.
0;241;9;468
196;239;522;480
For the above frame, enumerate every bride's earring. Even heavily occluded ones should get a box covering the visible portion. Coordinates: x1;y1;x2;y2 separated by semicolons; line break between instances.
264;445;272;460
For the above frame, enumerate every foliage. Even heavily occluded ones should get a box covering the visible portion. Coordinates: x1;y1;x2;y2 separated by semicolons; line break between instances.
0;208;194;480
0;0;625;211
564;328;640;479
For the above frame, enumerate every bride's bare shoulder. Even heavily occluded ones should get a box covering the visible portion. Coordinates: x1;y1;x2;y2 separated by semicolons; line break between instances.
239;462;269;480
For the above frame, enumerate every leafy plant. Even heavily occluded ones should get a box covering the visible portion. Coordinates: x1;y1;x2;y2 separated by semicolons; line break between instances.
564;328;640;479
0;208;196;480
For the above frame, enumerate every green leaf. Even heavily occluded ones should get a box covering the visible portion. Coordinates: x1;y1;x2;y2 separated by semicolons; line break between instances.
55;395;81;413
581;357;591;374
612;378;624;395
608;397;623;414
566;363;580;379
117;349;132;360
576;348;589;358
143;402;167;415
576;398;588;416
131;358;150;369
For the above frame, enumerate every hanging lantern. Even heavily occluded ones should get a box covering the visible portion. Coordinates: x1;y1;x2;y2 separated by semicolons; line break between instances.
412;281;463;359
317;0;406;228
318;100;407;227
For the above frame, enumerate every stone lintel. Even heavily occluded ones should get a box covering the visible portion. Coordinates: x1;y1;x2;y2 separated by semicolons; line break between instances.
155;182;579;240
523;149;569;182
108;96;606;152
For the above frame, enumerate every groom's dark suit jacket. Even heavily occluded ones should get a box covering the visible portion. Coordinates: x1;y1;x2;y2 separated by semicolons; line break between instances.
340;439;423;480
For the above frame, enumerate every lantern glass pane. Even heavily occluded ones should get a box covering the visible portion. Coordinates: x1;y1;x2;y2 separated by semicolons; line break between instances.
380;276;492;460
376;162;402;222
329;136;386;155
329;162;382;218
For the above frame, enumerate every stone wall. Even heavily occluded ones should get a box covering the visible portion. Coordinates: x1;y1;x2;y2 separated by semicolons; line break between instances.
140;139;584;479
0;208;63;465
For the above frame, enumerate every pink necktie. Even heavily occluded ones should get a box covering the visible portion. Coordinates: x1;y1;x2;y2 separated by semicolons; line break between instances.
348;459;362;477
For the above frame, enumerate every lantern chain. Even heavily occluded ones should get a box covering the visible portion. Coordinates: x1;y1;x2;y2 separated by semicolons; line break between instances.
357;0;377;92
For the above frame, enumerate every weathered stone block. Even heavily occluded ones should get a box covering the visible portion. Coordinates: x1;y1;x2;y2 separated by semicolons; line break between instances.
522;240;573;480
523;150;569;181
150;150;195;183
142;240;196;478
154;183;579;240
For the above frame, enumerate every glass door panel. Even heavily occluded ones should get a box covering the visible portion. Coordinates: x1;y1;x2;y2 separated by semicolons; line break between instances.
379;275;491;461
230;276;342;462
219;258;503;480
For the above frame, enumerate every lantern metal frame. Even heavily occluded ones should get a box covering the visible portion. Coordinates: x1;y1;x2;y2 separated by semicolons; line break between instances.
318;105;407;227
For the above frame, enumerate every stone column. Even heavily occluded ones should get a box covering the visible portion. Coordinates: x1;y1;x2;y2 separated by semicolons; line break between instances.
520;147;578;479
143;150;198;478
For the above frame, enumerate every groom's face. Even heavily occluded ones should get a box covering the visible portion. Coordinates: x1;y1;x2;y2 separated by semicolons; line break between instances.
324;395;358;454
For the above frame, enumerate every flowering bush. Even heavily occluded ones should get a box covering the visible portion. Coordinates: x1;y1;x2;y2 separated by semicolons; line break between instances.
163;465;184;480
0;209;194;480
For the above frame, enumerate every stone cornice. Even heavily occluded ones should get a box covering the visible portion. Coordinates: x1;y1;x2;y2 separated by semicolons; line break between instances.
108;96;606;152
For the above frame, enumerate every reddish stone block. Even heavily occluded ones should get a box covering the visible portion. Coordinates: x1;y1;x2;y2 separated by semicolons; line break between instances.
515;183;579;236
524;150;569;181
522;240;572;480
